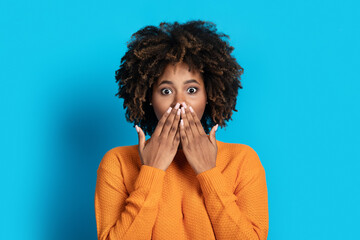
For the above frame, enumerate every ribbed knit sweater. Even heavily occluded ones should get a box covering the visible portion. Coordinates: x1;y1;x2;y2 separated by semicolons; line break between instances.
95;140;268;239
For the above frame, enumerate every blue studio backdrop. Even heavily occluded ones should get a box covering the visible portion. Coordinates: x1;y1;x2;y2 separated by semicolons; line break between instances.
1;0;359;239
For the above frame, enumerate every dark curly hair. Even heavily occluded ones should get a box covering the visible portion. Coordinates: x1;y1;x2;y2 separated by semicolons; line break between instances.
115;20;244;136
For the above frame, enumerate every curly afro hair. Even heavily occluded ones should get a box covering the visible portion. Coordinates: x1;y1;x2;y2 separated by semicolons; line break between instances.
115;20;244;136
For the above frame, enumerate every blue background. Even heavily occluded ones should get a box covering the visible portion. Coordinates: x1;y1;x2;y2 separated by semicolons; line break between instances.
1;0;359;239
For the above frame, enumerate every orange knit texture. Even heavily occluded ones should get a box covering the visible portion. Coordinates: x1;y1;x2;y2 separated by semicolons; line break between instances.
95;140;268;239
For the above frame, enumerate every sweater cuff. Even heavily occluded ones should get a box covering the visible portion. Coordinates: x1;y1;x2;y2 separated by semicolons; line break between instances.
196;167;230;195
134;165;166;193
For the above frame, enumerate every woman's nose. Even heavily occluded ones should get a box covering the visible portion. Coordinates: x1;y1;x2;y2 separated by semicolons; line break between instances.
173;94;185;107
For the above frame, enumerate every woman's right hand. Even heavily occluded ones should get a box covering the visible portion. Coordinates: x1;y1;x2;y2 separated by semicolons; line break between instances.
135;104;181;171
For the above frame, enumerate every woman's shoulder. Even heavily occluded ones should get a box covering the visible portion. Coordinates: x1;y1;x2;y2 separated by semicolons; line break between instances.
105;144;139;156
216;140;259;156
215;140;263;169
98;144;140;171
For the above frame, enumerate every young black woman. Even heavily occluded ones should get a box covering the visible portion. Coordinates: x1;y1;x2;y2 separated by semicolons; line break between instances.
95;20;269;240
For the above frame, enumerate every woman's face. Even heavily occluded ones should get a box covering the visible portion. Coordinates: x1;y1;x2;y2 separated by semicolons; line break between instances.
151;62;207;121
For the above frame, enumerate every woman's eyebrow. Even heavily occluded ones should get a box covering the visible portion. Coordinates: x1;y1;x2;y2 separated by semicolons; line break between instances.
158;79;200;86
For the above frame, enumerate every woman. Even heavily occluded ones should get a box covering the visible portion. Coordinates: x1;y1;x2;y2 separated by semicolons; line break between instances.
95;20;268;240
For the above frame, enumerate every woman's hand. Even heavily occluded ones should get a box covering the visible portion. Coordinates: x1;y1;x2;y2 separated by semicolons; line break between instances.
179;103;218;175
136;104;181;171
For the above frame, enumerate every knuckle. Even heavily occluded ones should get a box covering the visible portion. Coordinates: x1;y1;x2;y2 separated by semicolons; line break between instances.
158;135;165;142
160;114;169;122
164;120;172;127
160;117;167;124
156;121;164;129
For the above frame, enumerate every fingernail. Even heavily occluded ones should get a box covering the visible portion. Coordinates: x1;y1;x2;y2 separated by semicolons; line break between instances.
182;102;187;108
177;108;181;115
135;125;139;133
167;107;172;113
189;106;194;113
215;124;218;131
175;103;180;109
181;107;185;114
180;119;184;126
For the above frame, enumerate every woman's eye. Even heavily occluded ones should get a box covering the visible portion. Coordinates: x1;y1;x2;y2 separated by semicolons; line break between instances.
161;88;172;95
187;87;198;94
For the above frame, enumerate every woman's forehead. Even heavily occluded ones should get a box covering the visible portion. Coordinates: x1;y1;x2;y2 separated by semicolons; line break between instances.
159;62;201;78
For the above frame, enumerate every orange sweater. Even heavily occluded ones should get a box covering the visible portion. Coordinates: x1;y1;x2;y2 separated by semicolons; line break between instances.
95;140;268;239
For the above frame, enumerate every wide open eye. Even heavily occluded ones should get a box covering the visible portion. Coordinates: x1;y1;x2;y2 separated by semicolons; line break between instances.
161;88;172;95
187;87;198;94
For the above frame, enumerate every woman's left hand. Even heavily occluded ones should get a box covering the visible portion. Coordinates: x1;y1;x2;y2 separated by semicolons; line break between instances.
179;104;218;175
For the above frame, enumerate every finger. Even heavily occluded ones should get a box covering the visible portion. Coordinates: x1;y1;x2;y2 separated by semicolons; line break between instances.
188;105;206;135
209;124;218;145
179;118;189;146
161;103;180;137
181;106;194;140
173;128;181;147
136;125;146;153
168;107;181;140
152;106;173;137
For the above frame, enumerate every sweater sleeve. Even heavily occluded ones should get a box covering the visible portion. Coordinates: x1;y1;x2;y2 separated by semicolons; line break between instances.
196;147;269;240
94;150;165;240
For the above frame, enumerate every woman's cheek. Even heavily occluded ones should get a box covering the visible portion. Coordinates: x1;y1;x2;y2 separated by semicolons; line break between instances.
187;101;206;129
152;100;172;120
